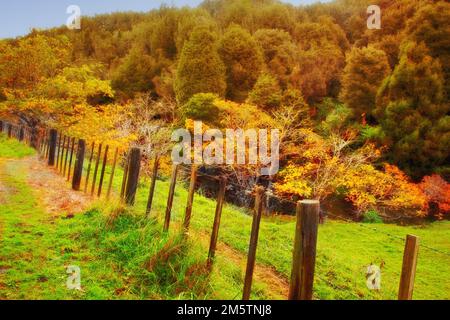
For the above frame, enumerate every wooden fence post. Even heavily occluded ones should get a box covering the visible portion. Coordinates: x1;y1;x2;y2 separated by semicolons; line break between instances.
19;127;24;141
84;142;95;193
183;165;198;233
120;154;130;199
288;200;320;300
97;145;109;197
124;147;141;205
44;130;50;159
146;156;160;217
106;147;119;199
67;137;76;181
398;235;419;300
58;136;66;172
207;177;227;268
242;186;265;300
163;165;179;232
56;133;62;168
91;143;103;196
63;137;71;176
72;139;86;191
48;129;58;166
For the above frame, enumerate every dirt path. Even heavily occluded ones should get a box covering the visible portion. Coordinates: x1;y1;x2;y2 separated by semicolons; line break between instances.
24;155;92;218
196;231;290;300
216;242;290;299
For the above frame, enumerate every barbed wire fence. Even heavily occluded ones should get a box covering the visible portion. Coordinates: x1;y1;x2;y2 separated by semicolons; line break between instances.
1;120;448;300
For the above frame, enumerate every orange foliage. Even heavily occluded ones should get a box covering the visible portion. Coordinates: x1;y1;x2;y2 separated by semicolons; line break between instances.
419;175;450;219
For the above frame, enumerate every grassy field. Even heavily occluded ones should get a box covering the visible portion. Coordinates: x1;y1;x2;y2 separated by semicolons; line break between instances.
124;172;450;300
1;134;449;300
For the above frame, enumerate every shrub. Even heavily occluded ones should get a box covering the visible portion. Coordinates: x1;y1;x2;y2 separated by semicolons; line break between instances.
180;93;221;125
419;174;450;219
362;210;383;224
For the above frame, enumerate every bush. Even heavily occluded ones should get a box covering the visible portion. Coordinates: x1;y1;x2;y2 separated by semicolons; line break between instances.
181;93;221;125
362;210;383;224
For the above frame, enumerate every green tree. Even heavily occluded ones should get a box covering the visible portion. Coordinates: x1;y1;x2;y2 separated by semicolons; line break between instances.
247;73;282;110
219;24;263;101
111;46;170;99
404;1;450;97
181;93;221;125
376;41;449;178
340;46;391;123
174;26;226;105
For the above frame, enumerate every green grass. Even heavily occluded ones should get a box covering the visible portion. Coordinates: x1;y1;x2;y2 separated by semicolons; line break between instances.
0;133;35;158
122;176;450;300
1;138;449;300
94;157;449;300
0;140;271;300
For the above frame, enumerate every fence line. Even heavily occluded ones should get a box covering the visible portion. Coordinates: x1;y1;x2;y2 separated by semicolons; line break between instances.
2;120;447;300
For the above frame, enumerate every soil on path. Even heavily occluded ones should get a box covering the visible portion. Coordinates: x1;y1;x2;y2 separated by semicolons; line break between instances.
24;155;92;217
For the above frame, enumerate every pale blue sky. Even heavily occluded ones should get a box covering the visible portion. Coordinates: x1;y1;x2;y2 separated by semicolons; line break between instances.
0;0;331;39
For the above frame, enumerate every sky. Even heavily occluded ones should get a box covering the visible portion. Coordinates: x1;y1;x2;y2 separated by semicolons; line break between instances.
0;0;332;39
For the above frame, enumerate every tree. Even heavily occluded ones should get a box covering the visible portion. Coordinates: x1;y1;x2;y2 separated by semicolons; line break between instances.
111;46;170;99
376;41;449;178
419;175;450;219
218;24;263;101
0;35;69;91
404;1;450;98
180;93;221;126
253;28;297;89
340;46;391;123
247;73;282;110
174;26;226;105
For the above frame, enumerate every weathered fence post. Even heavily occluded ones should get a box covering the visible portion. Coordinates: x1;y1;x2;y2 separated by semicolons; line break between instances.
120;152;130;199
398;235;419;300
106;147;119;199
67;138;76;181
207;177;227;268
183;165;198;233
163;165;179;232
63;137;71;175
44;130;50;159
72;139;86;191
56;133;62;168
91;143;103;196
97;145;109;197
146;156;160;217
124;147;141;205
242;186;265;300
58;136;66;172
48;129;58;166
84;142;95;193
288;200;320;300
19;127;24;141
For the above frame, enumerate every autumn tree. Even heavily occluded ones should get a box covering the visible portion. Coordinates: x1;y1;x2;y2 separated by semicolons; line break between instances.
174;26;226;105
291;18;349;102
253;28;297;89
376;41;449;178
340;45;391;123
419;175;450;219
218;24;263;101
0;35;69;91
